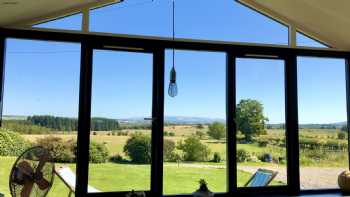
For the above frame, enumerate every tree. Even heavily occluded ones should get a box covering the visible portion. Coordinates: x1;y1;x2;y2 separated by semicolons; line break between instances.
164;139;176;161
207;122;226;140
177;135;211;161
196;124;204;129
338;132;346;140
195;130;205;139
236;99;268;142
123;133;151;164
341;125;348;132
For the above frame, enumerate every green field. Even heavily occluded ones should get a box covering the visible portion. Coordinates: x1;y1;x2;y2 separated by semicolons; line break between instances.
1;125;348;196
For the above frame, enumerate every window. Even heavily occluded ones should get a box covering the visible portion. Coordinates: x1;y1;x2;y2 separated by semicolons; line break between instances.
297;32;328;48
88;50;153;192
90;1;288;45
297;57;348;190
0;39;80;196
1;27;350;196
33;13;82;31
163;50;226;194
236;58;287;187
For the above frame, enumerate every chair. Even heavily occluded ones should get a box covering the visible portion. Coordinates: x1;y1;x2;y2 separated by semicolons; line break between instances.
244;168;278;187
54;166;101;197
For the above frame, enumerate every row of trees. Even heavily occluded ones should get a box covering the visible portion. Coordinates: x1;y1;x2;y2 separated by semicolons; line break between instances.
2;120;52;134
27;115;120;131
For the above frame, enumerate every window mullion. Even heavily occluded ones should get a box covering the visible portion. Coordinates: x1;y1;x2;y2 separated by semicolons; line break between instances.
0;36;5;127
76;40;93;196
151;48;165;197
284;53;300;195
226;52;236;194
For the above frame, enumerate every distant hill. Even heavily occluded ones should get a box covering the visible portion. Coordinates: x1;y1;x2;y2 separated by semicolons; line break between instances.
268;121;347;129
2;114;348;128
119;116;225;125
2;115;27;120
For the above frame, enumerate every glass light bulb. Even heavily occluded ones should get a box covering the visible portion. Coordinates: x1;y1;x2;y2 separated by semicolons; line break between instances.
168;82;178;97
168;67;178;97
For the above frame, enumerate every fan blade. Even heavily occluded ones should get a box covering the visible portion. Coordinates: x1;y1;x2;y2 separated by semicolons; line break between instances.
18;161;34;177
35;154;48;173
21;181;34;197
35;177;50;190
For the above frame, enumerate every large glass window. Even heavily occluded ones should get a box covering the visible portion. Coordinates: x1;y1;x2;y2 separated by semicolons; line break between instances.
163;50;226;194
298;57;348;190
88;50;153;192
0;39;80;196
90;1;288;45
236;58;287;187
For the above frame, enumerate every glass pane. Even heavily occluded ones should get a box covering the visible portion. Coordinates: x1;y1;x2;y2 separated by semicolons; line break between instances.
163;50;226;195
297;32;328;48
88;50;153;192
90;1;288;45
298;57;348;190
236;58;287;187
1;39;80;197
33;13;82;31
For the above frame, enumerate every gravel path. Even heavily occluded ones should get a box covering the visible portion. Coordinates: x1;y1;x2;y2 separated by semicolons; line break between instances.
165;163;345;189
238;165;345;189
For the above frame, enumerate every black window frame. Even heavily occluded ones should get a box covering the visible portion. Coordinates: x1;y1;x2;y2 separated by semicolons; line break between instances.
0;27;350;197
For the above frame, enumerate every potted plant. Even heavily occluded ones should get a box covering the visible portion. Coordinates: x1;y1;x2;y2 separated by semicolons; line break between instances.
125;190;146;197
192;179;214;197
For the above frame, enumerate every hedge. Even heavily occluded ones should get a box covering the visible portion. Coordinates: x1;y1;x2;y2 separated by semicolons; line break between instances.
36;136;109;163
0;129;30;156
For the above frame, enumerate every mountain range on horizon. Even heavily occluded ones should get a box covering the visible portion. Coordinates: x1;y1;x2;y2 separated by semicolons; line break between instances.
2;115;348;126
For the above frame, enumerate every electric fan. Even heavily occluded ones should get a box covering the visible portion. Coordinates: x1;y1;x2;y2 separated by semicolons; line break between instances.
9;146;55;197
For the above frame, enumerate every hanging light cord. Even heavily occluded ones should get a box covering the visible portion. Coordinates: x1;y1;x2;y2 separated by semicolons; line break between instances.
172;0;175;69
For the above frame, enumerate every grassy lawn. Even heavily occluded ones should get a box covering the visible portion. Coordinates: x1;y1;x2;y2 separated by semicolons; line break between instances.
0;157;252;196
6;126;346;196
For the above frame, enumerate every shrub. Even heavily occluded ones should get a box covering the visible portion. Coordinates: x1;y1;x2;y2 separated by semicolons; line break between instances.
169;132;175;137
195;130;205;139
89;141;109;163
164;139;176;161
236;149;250;162
110;154;126;163
117;131;129;136
123;133;151;164
257;139;269;147
258;153;273;163
36;136;75;163
207;122;225;140
164;131;169;136
36;136;109;163
177;136;211;161
338;132;346;140
92;131;97;135
0;129;30;156
211;152;221;163
341;125;348;132
196;124;204;129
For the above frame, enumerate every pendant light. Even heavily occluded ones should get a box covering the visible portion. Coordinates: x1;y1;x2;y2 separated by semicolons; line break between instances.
168;0;178;97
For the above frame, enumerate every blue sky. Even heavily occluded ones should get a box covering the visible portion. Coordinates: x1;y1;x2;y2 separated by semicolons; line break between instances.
2;0;347;124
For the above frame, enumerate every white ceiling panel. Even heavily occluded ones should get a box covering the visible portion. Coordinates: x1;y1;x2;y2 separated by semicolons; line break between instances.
239;0;350;50
0;0;122;27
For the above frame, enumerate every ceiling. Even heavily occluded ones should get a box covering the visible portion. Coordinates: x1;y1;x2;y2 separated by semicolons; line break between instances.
239;0;350;50
0;0;122;27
